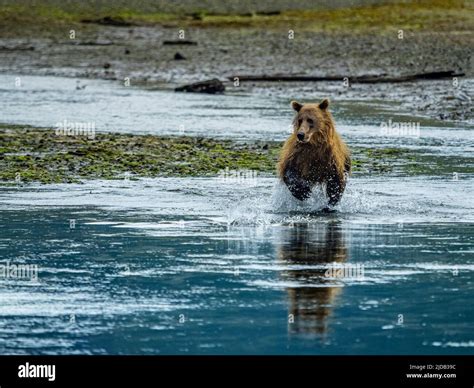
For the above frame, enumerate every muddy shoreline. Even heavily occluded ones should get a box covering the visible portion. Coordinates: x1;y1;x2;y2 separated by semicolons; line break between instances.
0;1;472;122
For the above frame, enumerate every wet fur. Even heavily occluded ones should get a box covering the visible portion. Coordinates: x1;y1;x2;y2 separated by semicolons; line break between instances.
278;100;351;206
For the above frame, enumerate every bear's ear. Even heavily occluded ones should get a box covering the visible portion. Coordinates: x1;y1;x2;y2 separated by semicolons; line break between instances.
291;101;303;112
319;98;330;110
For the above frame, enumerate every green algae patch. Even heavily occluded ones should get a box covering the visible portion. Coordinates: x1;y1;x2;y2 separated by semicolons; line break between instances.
1;125;470;184
0;126;280;184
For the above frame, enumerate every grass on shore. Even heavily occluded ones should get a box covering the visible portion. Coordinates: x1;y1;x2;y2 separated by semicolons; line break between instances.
0;0;471;33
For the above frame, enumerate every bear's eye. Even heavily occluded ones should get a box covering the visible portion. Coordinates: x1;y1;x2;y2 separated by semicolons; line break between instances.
307;118;314;127
298;119;302;127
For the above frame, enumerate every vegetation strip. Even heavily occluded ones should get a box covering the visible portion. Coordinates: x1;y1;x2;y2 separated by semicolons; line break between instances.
2;126;471;184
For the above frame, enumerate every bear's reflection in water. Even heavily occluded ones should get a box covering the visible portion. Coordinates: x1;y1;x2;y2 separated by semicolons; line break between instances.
277;222;348;335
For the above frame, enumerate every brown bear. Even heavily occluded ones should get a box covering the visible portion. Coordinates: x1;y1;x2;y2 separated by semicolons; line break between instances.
277;99;351;209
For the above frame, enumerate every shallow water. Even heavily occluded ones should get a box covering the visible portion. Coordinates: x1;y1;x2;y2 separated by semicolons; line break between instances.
1;75;472;156
0;176;473;354
0;75;473;354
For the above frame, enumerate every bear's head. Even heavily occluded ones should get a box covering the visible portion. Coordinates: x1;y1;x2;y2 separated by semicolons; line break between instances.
290;99;334;145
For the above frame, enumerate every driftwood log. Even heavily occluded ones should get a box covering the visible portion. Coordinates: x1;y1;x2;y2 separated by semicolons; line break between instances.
81;16;134;27
0;45;35;51
228;71;464;84
175;79;225;94
163;40;198;46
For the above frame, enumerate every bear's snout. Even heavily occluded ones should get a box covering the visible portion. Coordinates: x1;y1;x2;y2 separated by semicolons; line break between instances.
297;132;305;141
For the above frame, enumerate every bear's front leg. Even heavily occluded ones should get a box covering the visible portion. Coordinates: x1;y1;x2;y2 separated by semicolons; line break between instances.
326;173;346;207
283;168;312;201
